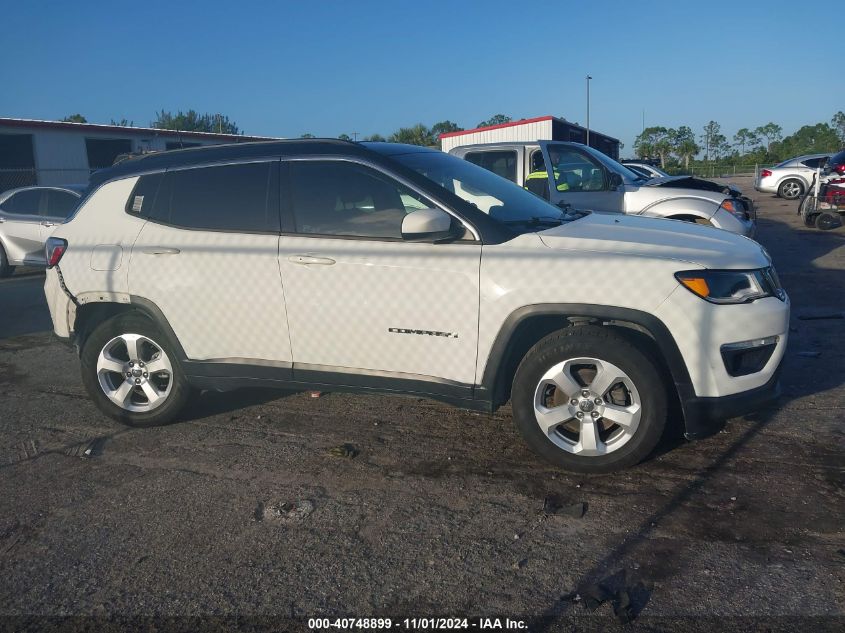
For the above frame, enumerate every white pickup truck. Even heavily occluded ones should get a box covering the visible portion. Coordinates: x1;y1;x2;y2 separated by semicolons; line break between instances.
450;141;756;237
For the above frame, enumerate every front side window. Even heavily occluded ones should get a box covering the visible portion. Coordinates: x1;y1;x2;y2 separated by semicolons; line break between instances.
801;157;825;169
545;145;607;192
1;189;42;215
44;190;79;218
151;162;277;232
290;161;434;239
463;151;518;183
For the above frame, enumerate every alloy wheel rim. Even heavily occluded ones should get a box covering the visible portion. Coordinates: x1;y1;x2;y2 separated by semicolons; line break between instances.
532;357;642;456
96;333;173;412
783;182;801;198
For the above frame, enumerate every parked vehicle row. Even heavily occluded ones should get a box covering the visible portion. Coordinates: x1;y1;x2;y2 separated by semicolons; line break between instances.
43;140;789;472
0;185;84;276
449;141;756;237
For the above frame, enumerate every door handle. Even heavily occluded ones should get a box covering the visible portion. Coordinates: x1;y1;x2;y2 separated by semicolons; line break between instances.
288;254;336;266
40;221;55;227
141;247;181;255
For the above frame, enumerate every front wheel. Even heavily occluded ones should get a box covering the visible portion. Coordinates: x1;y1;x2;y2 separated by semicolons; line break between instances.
80;313;195;427
511;326;667;473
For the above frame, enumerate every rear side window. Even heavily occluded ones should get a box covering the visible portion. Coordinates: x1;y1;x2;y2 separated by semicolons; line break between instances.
150;162;279;233
464;151;517;183
43;190;80;218
1;189;42;215
800;157;826;168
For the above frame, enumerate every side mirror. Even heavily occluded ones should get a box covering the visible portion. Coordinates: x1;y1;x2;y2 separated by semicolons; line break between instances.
608;173;624;189
401;208;461;242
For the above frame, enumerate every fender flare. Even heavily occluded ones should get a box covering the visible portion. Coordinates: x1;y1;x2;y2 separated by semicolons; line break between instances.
639;195;720;220
479;303;695;417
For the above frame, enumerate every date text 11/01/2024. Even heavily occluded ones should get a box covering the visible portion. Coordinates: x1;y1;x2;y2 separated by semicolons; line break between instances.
307;618;528;630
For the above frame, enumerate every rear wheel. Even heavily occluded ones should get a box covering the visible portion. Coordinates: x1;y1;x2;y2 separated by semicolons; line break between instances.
778;179;804;200
511;326;667;473
0;244;15;278
80;313;194;427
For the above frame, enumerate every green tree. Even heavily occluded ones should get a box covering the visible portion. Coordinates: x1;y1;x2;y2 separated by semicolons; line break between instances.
701;121;722;161
754;122;783;152
337;133;352;141
300;133;315;138
476;114;511;128
671;126;699;169
110;118;133;127
152;110;239;135
773;123;841;158
61;114;87;123
832;111;845;144
634;126;673;167
388;123;434;146
364;133;386;142
733;128;759;155
431;120;463;138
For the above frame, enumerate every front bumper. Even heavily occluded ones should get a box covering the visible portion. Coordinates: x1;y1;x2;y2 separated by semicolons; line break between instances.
679;364;782;439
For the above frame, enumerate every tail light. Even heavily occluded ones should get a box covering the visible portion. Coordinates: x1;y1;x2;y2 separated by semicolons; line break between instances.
760;169;772;178
834;164;845;175
45;237;67;268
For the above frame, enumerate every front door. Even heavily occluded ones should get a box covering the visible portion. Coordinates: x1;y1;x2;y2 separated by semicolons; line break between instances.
278;159;481;390
539;142;625;214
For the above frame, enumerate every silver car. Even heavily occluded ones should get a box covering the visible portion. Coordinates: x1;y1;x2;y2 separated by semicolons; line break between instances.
755;154;831;199
0;185;85;276
450;141;756;236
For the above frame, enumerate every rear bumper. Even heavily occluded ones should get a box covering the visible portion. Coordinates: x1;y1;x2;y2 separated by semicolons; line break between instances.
679;365;782;439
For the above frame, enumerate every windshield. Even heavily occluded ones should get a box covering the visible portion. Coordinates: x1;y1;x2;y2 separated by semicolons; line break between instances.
392;151;566;226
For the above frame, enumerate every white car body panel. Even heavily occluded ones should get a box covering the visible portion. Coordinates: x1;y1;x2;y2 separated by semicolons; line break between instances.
278;236;481;384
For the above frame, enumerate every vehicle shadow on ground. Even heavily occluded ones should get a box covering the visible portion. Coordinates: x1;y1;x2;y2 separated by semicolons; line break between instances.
180;387;299;422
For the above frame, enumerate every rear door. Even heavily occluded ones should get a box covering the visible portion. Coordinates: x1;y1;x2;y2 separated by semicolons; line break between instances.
278;158;481;390
0;189;46;264
38;189;81;246
129;160;293;365
539;142;624;213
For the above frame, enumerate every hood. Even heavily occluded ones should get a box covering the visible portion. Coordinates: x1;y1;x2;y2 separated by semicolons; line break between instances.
642;175;738;196
539;213;769;270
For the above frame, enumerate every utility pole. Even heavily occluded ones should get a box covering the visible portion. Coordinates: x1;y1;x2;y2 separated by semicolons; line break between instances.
586;75;592;147
642;109;645;134
352;131;359;141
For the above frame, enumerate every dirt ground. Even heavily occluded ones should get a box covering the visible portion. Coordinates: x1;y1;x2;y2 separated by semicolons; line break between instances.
0;176;843;632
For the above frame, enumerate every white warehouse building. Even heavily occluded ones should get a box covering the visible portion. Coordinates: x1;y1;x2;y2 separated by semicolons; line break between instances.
439;115;621;159
0;117;275;193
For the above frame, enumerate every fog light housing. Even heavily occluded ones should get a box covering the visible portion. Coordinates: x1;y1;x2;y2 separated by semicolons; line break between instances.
721;336;778;377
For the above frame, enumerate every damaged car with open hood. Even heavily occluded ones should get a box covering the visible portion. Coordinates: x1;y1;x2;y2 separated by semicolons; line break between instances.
449;141;756;237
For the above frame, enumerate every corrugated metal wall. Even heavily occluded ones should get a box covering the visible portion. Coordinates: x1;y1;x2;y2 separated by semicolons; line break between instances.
440;120;553;153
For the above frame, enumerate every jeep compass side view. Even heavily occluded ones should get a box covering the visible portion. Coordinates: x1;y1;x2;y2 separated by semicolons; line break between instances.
44;140;789;472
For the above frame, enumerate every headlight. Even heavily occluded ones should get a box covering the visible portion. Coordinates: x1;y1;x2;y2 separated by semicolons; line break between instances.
675;268;784;304
719;198;748;220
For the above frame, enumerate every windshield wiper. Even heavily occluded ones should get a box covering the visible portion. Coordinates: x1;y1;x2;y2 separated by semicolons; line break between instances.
502;216;566;227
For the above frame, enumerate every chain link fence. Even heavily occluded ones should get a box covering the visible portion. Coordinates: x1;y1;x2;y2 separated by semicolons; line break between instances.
0;168;93;195
669;164;777;179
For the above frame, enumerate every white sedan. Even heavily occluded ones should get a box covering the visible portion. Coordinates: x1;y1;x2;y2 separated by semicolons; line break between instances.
0;185;85;276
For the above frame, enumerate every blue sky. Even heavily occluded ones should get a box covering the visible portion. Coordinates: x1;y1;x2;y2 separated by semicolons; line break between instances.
1;0;842;153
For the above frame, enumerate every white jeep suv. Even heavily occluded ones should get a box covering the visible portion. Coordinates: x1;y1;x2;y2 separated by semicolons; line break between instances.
43;140;789;472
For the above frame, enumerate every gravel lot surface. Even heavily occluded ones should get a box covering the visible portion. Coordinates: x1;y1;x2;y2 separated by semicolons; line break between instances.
0;177;843;631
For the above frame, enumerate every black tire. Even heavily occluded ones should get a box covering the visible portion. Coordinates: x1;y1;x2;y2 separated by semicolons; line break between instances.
778;179;804;200
0;243;15;278
511;326;667;473
80;312;195;427
815;211;843;231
